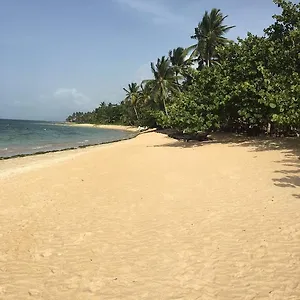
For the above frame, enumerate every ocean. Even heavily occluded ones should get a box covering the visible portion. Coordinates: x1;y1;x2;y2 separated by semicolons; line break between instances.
0;119;135;159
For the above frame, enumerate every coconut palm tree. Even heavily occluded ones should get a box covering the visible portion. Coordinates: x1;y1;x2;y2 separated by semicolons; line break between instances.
168;47;193;85
123;82;140;120
189;8;235;68
139;82;153;107
143;56;180;116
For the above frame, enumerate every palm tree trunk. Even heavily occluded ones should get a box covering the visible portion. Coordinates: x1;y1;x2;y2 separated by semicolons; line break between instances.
133;106;139;120
175;70;180;86
162;97;169;117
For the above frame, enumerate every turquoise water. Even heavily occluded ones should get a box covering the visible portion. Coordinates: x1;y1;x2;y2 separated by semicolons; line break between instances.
0;119;135;158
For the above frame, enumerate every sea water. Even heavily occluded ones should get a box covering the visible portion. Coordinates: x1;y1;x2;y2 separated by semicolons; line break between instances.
0;119;135;158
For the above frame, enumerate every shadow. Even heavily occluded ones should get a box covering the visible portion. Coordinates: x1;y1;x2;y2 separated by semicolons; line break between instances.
273;175;300;188
274;169;300;175
152;140;217;149
154;131;300;153
212;133;300;154
154;130;300;198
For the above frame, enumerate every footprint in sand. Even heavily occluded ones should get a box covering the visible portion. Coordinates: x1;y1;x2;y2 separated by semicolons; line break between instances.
82;279;104;294
40;249;53;258
73;232;92;245
0;253;8;262
0;286;7;295
31;249;53;261
28;289;40;296
248;242;268;260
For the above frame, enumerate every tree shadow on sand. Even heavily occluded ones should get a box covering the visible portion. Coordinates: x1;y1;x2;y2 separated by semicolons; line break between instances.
153;131;300;199
271;155;300;199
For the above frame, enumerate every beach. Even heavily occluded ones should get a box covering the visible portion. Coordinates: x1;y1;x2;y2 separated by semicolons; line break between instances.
0;131;299;299
65;123;139;132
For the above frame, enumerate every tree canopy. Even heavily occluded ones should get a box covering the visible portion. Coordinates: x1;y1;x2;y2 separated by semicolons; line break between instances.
67;0;300;137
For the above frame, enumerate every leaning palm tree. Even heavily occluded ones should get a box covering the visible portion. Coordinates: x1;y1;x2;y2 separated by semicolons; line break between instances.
123;82;140;120
168;47;192;83
143;56;180;116
189;8;235;68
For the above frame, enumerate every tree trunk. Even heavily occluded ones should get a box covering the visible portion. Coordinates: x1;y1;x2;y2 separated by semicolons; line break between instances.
133;106;139;120
163;97;169;117
175;71;180;86
267;122;272;135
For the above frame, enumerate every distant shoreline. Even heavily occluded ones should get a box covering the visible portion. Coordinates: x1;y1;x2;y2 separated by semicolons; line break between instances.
62;122;139;132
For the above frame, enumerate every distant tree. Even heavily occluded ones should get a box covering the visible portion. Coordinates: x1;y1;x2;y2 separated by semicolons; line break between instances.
168;47;192;83
123;82;140;120
143;56;180;116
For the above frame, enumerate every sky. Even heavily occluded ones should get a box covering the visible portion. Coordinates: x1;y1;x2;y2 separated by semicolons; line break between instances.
0;0;282;121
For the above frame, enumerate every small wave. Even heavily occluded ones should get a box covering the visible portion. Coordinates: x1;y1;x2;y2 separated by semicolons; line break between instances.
32;144;53;150
77;140;89;144
0;148;8;151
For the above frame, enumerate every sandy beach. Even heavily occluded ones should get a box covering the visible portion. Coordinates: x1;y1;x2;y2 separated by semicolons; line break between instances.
0;132;299;299
64;123;139;132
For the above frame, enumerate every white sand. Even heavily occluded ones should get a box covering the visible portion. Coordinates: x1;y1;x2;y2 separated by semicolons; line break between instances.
0;132;299;299
64;123;138;132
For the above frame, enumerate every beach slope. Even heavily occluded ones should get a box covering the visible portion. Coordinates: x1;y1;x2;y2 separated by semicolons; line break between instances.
0;132;299;299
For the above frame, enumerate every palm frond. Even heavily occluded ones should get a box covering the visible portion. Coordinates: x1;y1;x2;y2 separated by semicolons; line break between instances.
189;8;235;67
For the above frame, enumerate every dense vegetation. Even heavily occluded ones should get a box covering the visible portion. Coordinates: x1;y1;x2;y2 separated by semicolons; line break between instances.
67;0;300;136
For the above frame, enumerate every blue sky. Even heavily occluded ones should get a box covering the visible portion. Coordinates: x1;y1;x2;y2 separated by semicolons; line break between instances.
0;0;281;121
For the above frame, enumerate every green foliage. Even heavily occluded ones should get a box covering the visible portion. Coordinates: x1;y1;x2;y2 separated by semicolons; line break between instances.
160;67;223;133
67;1;300;136
215;0;300;131
67;102;125;125
168;47;192;79
143;56;181;116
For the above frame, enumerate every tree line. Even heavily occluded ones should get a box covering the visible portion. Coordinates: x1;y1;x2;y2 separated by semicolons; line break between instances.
66;0;300;136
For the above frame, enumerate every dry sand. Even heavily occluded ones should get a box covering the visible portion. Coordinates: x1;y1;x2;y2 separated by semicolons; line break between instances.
0;132;299;299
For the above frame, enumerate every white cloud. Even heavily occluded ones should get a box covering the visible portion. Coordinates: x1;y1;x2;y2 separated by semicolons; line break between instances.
113;0;185;25
53;88;91;106
37;88;94;119
134;63;153;82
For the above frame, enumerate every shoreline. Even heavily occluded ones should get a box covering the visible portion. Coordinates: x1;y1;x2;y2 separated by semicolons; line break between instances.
0;132;145;179
63;122;139;132
0;131;139;161
0;122;140;161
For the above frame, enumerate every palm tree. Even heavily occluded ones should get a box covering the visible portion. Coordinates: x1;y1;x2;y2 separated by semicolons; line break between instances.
168;47;192;83
189;8;235;68
139;82;153;106
143;56;180;116
123;82;140;120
